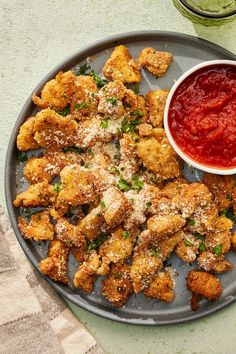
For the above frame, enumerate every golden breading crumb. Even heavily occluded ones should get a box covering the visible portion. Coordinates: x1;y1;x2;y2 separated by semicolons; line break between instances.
97;80;126;118
206;216;233;254
232;231;236;250
138;47;173;77
102;45;141;83
34;109;78;148
137;128;182;180
123;89;148;123
70;75;98;121
144;271;175;302
147;214;185;241
146;89;169;128
187;270;222;301
102;263;133;307
175;231;200;264
55;217;85;247
39;239;69;285
102;187;132;226
197;251;233;273
203;174;236;212
18;211;54;241
73;250;101;292
16;117;40;151
13;182;57;208
78;206;106;240
33;70;76;109
99;227;134;264
130;248;163;293
137;123;153;136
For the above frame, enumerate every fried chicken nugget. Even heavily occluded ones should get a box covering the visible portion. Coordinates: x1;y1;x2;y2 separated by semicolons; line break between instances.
138;47;173;77
146;89;169;128
137;128;181;180
77;206;106;240
39;239;69;285
13;181;57;208
55;217;85;247
16;117;40;151
147;214;185;241
97;80;126;118
34;109;78;148
198;251;233;273
158;231;184;260
73;250;101;292
175;231;200;264
33;70;76;109
76;117;113;148
203;173;236;212
102;263;133;307
187;270;222;301
144;271;175;302
102;45;141;83
18;211;54;241
123;89;148;123
206;216;233;254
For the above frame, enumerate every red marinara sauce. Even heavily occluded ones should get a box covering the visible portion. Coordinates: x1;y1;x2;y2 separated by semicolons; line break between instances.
168;64;236;168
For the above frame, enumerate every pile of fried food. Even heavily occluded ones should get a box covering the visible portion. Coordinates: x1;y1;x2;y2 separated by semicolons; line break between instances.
14;45;236;310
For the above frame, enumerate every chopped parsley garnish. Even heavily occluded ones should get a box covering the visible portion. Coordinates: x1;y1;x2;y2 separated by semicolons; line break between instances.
117;177;131;191
124;102;132;109
198;243;206;252
106;96;118;106
75;64;107;87
53;183;61;193
86;233;110;253
21;208;39;221
16;150;28;163
226;194;233;201
132;174;144;191
65;239;73;247
220;208;236;223
58;106;70;116
83;162;90;168
188;218;195;226
74;102;90;110
121;117;142;133
130;110;144;118
100;118;110;129
100;200;106;208
212;244;223;256
133;83;140;94
150;244;160;257
184;239;194;247
87;148;94;156
76;62;91;75
63;146;85;154
96;213;102;218
109;166;120;175
146;201;152;207
122;231;129;239
193;232;205;240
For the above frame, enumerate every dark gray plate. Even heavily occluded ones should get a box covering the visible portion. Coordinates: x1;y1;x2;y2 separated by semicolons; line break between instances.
5;31;236;325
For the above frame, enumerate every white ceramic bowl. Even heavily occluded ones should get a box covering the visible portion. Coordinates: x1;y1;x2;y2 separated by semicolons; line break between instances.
164;59;236;175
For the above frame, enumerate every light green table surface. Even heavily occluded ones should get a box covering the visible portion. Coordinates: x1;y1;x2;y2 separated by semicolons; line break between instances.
1;1;236;353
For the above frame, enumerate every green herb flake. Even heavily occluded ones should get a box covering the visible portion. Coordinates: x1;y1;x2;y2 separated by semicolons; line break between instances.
122;231;129;239
53;183;61;193
220;208;236;222
132;174;144;191
188;218;195;226
146;201;152;207
117;178;131;191
184;239;194;247
86;233;110;253
96;213;102;218
83;162;90;168
150;244;160;257
22;208;39;221
90;70;107;88
58;106;70;116
76;62;91;75
220;209;227;217
74;102;90;110
193;232;205;240
106;96;118;106
87;148;94;156
130;110;144;118
226;194;233;201
133;83;140;94
100;200;106;208
16;150;28;164
212;244;223;256
100;118;110;129
198;243;206;252
63;146;85;154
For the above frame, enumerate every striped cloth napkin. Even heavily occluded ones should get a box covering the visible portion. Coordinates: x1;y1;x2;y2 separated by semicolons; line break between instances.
0;206;104;354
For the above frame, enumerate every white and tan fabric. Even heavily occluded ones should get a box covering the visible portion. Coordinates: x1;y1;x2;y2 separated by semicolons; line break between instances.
0;206;104;354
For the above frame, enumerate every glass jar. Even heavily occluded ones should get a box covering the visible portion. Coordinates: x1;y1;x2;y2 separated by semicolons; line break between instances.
173;0;236;26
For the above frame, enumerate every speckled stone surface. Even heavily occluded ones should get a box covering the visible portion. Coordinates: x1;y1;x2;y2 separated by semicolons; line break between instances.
1;1;236;353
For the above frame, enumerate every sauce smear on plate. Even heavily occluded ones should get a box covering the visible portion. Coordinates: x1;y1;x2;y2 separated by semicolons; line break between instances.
169;64;236;168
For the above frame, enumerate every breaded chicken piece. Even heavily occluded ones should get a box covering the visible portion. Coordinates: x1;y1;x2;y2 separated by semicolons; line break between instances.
175;231;200;264
78;206;106;240
137;123;153;136
102;187;132;226
161;178;189;199
203;174;236;212
71;244;87;263
70;75;98;121
146;89;169;128
18;211;54;241
138;47;173;77
102;263;133;307
102;45;141;83
147;214;185;241
206;216;233;254
185;203;218;234
198;251;233;273
55;217;85;247
23;151;81;184
76;117;113;148
130;248;163;293
99;227;134;264
232;231;236;250
123;89;148;123
16;117;40;151
144;271;175;302
137;128;181;180
158;231;184;260
118;134;140;181
39;239;69;285
97;80;126;118
187;270;222;302
33;70;76;109
13;182;57;208
34;109;78;148
73;250;101;292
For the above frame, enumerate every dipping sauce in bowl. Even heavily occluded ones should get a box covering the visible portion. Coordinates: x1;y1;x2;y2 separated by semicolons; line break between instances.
164;60;236;174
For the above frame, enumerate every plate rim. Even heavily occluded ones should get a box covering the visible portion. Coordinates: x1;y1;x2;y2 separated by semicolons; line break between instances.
4;30;236;325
